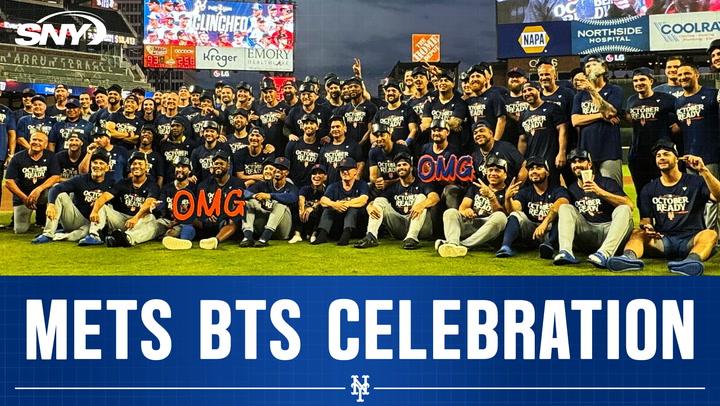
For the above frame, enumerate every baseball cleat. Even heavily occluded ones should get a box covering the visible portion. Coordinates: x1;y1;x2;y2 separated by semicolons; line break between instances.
553;250;579;265
668;259;704;276
495;245;515;258
199;237;219;250
438;243;467;258
78;234;104;246
587;251;608;268
162;236;192;250
606;255;645;272
538;243;554;259
31;234;52;244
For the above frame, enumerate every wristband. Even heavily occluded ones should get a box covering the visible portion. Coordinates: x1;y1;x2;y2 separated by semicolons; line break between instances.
405;137;413;145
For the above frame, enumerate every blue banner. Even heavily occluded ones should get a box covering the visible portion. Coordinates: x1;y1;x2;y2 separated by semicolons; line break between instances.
571;16;649;55
497;21;572;59
2;276;718;405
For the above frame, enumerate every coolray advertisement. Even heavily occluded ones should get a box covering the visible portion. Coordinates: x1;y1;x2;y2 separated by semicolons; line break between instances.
496;0;718;25
497;21;572;58
649;11;720;51
143;0;294;71
3;276;719;405
571;16;649;54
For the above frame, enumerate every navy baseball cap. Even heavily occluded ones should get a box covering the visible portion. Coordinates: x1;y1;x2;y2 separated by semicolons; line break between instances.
507;67;527;78
466;63;490;76
371;123;390;135
472;119;493;131
343;76;362;86
22;88;36;97
213;150;231;162
569;67;585;80
582;54;603;65
485;155;508;171
338;157;357;170
411;66;427;77
459;71;469;82
248;126;265;137
329;115;346;126
381;78;401;91
260;78;276;91
522;81;542;91
203;120;219;131
94;87;108;96
199;92;214;102
237;81;252;93
108;84;123;93
298;82;317;94
707;38;720;54
65;98;80;108
188;85;202;94
128;151;148;164
233;108;249;118
651;139;678;156
567;148;592;162
92;127;109;138
436;69;455;81
170;118;185;127
272;157;291;170
301;113;319;123
430;119;449;130
90;148;111;164
31;95;46;104
393;152;413;165
526;156;549;170
175;156;192;168
310;163;327;174
67;129;84;140
632;67;654;80
140;124;157;135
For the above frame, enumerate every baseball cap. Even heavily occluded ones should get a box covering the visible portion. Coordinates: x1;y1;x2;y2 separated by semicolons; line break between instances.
338;157;357;170
22;88;36;97
30;95;46;104
199;92;214;103
133;86;148;95
325;76;341;87
393;152;413;165
170;118;185;127
108;84;123;94
260;78;276;91
472;119;493;131
329;115;346;126
343;76;362;86
569;68;585;80
567;148;592;162
581;54;603;65
632;67;654;80
651;139;678;157
92;127;109;139
430;119;449;130
65;98;80;108
411;66;427;77
536;57;554;68
485;155;508;171
237;81;252;93
90;148;111;164
248;125;265;137
371;123;390;135
466;63;490;76
298;82;316;94
459;71;469;83
233;108;249;118
707;38;720;54
303;75;319;85
215;81;225;88
175;156;192;169
213;150;231;162
94;87;108;96
436;69;455;81
67;129;84;141
301;113;319;123
55;84;68;91
140;124;157;135
125;94;139;104
381;78;401;91
128;151;148;165
202;120;219;131
522;81;542;92
526;156;549;170
272;157;291;170
310;163;327;174
507;67;527;78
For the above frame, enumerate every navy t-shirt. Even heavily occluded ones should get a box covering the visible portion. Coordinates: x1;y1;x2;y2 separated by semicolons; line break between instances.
156;114;192;140
382;178;433;215
190;142;233;182
190;113;222;140
466;90;505;130
157;181;197;221
49;119;93;152
299;185;326;208
472;141;524;183
543;86;576;148
5;150;60;205
16;115;56;142
368;144;410;181
56;150;82;180
132;149;165;182
515;184;570;223
233;148;274;178
333;100;378;144
285;104;332;139
46;105;67;122
197;176;245;222
463;185;507;218
255;101;290;152
319;140;363;184
109;177;160;216
626;92;676;159
160;137;200;179
105;145;129;184
675;87;720;163
0;105;16;161
639;173;711;236
324;180;369;201
247;180;299;211
653;83;685;99
503;94;529;147
48;173;114;218
568;176;625;223
373;103;419;143
572;83;624;162
418;142;461;192
422;94;469;148
285;138;322;186
107;112;143;148
520;101;566;162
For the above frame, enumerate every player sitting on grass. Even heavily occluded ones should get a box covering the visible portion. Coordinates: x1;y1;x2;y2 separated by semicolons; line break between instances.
606;141;720;276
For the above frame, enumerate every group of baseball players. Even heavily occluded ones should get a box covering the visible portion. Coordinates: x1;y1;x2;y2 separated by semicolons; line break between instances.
2;38;720;275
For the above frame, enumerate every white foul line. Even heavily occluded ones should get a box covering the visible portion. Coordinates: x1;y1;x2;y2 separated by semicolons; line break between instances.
374;387;706;391
15;387;346;391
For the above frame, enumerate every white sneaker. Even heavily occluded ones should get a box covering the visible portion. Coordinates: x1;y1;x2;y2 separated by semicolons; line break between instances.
199;237;219;250
309;232;317;244
438;243;468;258
163;236;192;250
288;233;303;244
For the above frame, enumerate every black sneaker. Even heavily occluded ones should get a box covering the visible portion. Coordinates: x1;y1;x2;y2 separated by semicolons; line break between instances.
239;238;255;248
254;240;269;248
106;230;130;247
354;236;378;249
402;238;420;250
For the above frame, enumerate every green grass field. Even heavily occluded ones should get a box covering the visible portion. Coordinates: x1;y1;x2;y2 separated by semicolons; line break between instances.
2;169;718;275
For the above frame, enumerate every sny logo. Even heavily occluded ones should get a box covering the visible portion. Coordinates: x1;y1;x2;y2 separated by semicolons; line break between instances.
15;11;107;46
350;375;370;403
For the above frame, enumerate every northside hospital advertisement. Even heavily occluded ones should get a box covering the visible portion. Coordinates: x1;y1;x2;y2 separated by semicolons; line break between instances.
3;4;720;406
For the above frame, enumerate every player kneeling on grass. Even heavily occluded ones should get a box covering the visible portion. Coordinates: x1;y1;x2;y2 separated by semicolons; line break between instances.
606;141;720;276
553;148;633;267
354;152;436;250
159;157;197;250
79;151;161;247
496;156;570;259
240;157;299;247
32;149;114;243
436;155;508;258
192;151;244;250
290;163;327;243
312;157;369;246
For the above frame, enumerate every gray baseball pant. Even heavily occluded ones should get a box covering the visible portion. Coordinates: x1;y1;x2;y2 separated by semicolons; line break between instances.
443;209;507;248
367;196;432;240
41;192;90;241
558;204;633;257
89;205;160;245
242;199;293;239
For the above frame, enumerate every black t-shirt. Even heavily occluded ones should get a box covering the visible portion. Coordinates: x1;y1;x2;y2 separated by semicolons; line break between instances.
5;150;60;205
463;185;507;218
333;100;378;144
382;178;433;215
568;176;625;223
519;101;566;163
156;114;192;140
285;104;333;139
515;184;570;223
160;137;200;179
225;131;250;155
368;144;410;181
626;92;677;159
285;138;322;186
373;103;419;143
324;180;369;201
639;173;711;236
190;142;233;182
109;177;160;216
472;141;524;183
319;140;363;184
49;173;114;218
56;150;83;180
255;101;290;152
107;112;143;148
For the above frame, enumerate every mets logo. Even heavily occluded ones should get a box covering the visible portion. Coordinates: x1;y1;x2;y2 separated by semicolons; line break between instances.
350;375;370;402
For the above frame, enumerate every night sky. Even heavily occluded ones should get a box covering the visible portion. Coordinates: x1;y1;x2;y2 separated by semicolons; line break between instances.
186;0;498;92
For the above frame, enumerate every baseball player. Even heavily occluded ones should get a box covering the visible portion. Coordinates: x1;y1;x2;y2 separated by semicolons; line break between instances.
234;126;275;188
285;113;322;187
368;123;410;196
553;148;634;267
290;163;327;243
159;157;197;250
190;120;232;182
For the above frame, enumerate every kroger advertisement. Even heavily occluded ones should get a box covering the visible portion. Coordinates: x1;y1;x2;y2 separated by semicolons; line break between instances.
143;0;293;70
3;276;720;405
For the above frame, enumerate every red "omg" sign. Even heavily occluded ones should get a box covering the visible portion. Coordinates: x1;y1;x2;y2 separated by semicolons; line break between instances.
171;188;245;221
